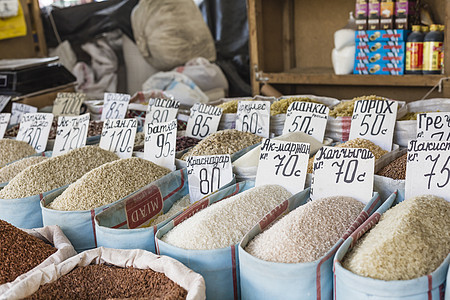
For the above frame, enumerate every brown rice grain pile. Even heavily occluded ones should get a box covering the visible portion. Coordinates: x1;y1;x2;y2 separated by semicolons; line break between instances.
49;157;170;211
245;196;364;263
343;195;450;280
0;156;47;183
180;129;262;160
0;139;36;167
376;153;407;180
0;146;119;199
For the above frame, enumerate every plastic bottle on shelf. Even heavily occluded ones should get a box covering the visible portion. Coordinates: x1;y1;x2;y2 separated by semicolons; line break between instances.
423;24;444;74
421;25;429;34
405;25;424;74
439;25;445;74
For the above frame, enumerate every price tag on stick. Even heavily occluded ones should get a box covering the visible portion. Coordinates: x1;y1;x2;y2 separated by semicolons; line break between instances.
52;113;90;156
186;154;233;203
282;102;329;142
255;139;310;194
417;112;450;141
10;103;37;125
311;146;375;204
349;99;398;151
0;113;11;138
145;98;180;125
186;103;222;139
16;113;53;153
0;95;11;113
99;119;137;158
405;140;450;202
144;119;177;170
52;92;85;116
101;93;131;120
236;100;270;138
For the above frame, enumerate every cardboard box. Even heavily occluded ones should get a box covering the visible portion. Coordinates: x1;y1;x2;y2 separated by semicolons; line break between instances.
368;0;380;30
354;62;404;75
356;41;405;54
356;51;405;64
395;0;416;29
355;30;410;42
380;0;395;29
355;0;368;30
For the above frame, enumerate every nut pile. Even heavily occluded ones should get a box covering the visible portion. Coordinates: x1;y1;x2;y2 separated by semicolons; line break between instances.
329;95;387;118
0;139;36;167
0;146;119;199
180;129;262;160
376;153;407;180
270;97;322;116
48;157;171;211
0;220;56;284
25;264;187;300
0;156;47;183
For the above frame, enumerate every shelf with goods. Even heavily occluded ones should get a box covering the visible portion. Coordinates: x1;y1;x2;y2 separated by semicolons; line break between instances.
247;0;450;101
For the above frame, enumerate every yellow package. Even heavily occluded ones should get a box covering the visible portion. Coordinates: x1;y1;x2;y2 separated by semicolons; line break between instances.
0;1;27;40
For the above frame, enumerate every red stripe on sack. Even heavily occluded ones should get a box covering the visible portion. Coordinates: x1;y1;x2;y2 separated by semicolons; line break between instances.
153;226;158;253
439;283;445;300
350;213;381;248
155;238;160;254
367;195;381;214
333;273;337;300
342;211;369;240
231;245;238;300
111;221;127;229
163;170;185;201
91;210;97;247
316;240;344;300
341;116;352;141
428;275;432;300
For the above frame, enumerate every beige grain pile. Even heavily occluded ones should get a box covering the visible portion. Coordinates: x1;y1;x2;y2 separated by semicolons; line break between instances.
343;195;450;280
150;194;191;226
217;98;253;113
48;157;171;211
0;156;47;183
181;129;262;160
270;97;323;116
0;146;119;199
329;95;387;118
0;139;36;167
245;196;364;263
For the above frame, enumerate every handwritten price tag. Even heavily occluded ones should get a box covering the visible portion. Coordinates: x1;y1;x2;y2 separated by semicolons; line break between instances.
405;140;450;201
101;93;131;120
10;103;37;125
100;119;137;158
52;92;85;116
0;113;11;138
255;139;310;194
186;154;233;203
311;146;375;204
349;99;398;151
186;103;222;139
52;113;90;156
417;112;450;141
0;95;11;113
145;98;180;125
16;113;53;152
282;102;329;142
144;119;177;170
236;100;270;138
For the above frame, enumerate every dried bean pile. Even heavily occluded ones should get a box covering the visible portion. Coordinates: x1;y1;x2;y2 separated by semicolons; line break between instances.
376;153;407;180
0;139;36;167
0;220;56;284
25;264;187;300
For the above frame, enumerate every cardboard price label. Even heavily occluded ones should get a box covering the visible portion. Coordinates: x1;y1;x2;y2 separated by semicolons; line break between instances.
185;103;222;139
0;113;11;138
255;139;310;194
100;119;137;158
349;99;398;151
236;100;270;138
282;102;329;142
0;95;11;113
101;93;131;120
52;113;90;156
311;146;375;204
145;98;180;125
144;119;177;170
417;112;450;141
16;113;53;153
405;140;450;202
186;154;233;203
52;92;85;116
10;103;37;125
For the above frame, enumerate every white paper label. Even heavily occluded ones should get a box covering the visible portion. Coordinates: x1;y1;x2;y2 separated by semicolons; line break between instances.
236;100;270;138
186;154;233;203
282;102;329;142
0;95;11;113
52;92;85;116
52;113;90;156
145;98;180;125
0;113;11;138
255;139;310;194
185;103;223;139
100;119;137;158
16;113;53;153
416;112;450;141
10;103;37;125
144;119;177;170
101;93;131;120
311;146;375;204
349;99;398;151
405;140;450;201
